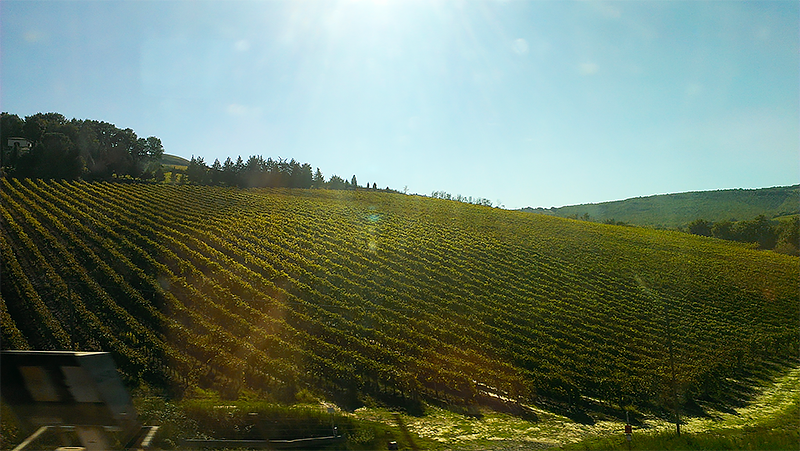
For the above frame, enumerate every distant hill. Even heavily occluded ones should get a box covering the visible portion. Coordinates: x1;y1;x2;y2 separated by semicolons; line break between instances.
161;154;191;167
522;185;800;228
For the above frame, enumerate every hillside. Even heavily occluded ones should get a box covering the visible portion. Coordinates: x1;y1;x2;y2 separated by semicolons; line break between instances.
1;179;797;423
160;154;191;167
523;185;800;228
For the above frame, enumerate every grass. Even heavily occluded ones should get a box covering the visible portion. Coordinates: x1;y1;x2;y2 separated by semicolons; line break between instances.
557;366;800;451
160;154;191;167
354;405;592;450
131;388;437;450
561;428;800;451
4;368;797;450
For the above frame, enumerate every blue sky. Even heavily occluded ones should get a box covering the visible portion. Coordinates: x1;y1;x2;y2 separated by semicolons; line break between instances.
2;0;798;209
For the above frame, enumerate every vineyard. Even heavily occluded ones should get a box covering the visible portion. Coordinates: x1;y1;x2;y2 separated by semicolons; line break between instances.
1;178;797;420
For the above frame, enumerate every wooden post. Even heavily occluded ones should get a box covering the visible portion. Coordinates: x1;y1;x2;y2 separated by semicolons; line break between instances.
625;411;632;451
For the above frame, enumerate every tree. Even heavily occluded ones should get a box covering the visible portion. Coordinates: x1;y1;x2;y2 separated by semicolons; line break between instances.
210;158;223;185
735;215;777;249
312;168;324;188
186;156;209;184
242;155;264;187
297;163;313;188
233;156;245;186
688;219;712;237
775;217;800;255
287;159;312;188
328;175;346;190
1;113;25;169
144;136;164;161
105;127;138;177
19;112;71;146
351;175;358;189
16;132;84;180
154;165;165;182
222;157;237;186
711;221;734;241
1;113;24;140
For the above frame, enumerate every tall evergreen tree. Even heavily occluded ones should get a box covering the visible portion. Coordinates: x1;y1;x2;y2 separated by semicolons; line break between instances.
312;168;324;188
186;156;208;184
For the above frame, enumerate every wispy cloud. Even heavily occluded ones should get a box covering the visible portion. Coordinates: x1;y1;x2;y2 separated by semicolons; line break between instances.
578;0;622;19
24;30;46;43
512;38;528;55
685;83;702;97
234;39;251;52
226;103;262;117
579;62;599;75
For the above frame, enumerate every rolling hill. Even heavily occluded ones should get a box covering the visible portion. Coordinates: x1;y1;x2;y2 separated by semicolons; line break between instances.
1;178;797;423
160;154;191;168
523;185;800;228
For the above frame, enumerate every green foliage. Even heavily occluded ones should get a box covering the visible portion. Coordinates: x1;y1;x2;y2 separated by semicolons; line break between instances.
0;179;797;423
194;155;316;189
131;393;422;450
182;400;330;440
183;154;370;191
686;214;799;253
1;112;164;181
687;219;712;237
431;190;493;207
527;185;800;228
775;216;800;256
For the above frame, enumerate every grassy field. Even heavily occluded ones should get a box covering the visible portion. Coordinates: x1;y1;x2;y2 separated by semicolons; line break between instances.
1;179;797;449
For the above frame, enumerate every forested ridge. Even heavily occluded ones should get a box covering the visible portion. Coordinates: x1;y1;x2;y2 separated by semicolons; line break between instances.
1;179;797;423
181;155;383;192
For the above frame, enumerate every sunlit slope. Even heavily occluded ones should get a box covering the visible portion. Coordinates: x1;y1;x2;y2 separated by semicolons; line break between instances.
527;184;800;227
1;178;797;417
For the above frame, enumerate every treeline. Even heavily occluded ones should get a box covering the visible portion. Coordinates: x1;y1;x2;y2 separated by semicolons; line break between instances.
1;112;392;193
430;190;495;207
181;155;388;191
687;215;799;255
567;212;630;226
566;210;798;255
1;112;164;181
